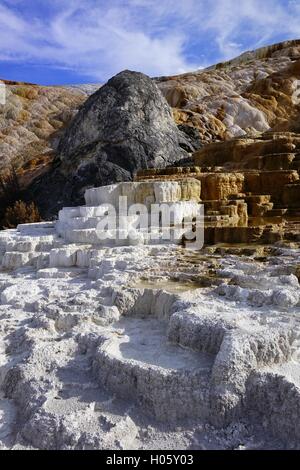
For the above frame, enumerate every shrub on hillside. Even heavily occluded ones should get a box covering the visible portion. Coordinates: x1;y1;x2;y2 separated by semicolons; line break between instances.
0;167;20;224
2;200;41;229
0;166;20;200
12;86;38;100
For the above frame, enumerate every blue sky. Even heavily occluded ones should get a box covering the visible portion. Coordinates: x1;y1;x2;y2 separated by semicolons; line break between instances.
0;0;300;85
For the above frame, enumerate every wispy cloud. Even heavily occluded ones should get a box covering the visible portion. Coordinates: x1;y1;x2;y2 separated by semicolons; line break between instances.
0;0;300;83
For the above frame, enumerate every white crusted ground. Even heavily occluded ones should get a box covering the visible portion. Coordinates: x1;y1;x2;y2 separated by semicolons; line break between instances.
0;235;299;448
0;183;299;449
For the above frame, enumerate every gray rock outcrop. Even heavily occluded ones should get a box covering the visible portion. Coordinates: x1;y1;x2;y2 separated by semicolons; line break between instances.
59;70;191;171
30;70;191;217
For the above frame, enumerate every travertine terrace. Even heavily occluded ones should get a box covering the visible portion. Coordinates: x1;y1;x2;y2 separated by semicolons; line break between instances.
0;176;299;449
137;131;300;245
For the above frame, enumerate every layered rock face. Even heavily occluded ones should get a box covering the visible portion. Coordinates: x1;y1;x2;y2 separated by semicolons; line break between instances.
194;131;300;234
157;39;300;143
194;132;300;171
0;80;88;174
137;129;300;245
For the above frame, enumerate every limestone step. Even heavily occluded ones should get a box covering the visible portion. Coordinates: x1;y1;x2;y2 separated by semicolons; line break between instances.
57;215;141;233
92;317;214;422
285;230;300;242
1;234;61;254
220;205;239;218
58;203;201;235
291;160;300;170
250;202;274;217
62;226;190;247
49;247;80;268
34;252;50;270
203;201;224;214
206;211;220;216
85;181;201;207
244;152;296;171
247;369;300;445
64;228;140;246
85;184;124;206
37;267;87;279
266;208;288;217
143;227;190;245
227;193;247;200
1;251;31;269
204;225;283;245
287;208;300;216
291;153;300;167
205;215;230;222
17;222;56;236
58;217;101;230
17;221;55;231
167;310;230;354
283;183;300;208
58;205;112;222
48;247;99;268
1;249;53;270
245;194;272;204
5;240;37;253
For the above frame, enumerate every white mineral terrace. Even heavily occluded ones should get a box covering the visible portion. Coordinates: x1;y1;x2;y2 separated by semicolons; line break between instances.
0;181;299;449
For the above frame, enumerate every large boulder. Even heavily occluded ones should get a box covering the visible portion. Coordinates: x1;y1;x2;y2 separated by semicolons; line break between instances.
30;70;191;217
58;70;191;173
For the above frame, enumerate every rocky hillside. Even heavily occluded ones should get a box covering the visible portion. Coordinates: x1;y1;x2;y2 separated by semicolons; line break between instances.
158;39;300;142
1;39;300;218
1;40;299;168
0;80;92;175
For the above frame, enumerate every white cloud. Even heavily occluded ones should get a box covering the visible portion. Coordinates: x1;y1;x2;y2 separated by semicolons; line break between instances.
0;0;300;82
0;0;199;80
201;0;300;59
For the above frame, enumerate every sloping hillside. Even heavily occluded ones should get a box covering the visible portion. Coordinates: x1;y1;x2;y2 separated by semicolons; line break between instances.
1;39;300;219
158;39;300;142
0;81;92;174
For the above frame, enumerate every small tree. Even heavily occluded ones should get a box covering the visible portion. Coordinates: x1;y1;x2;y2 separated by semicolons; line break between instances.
0;165;21;224
0;165;20;199
2;200;41;229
